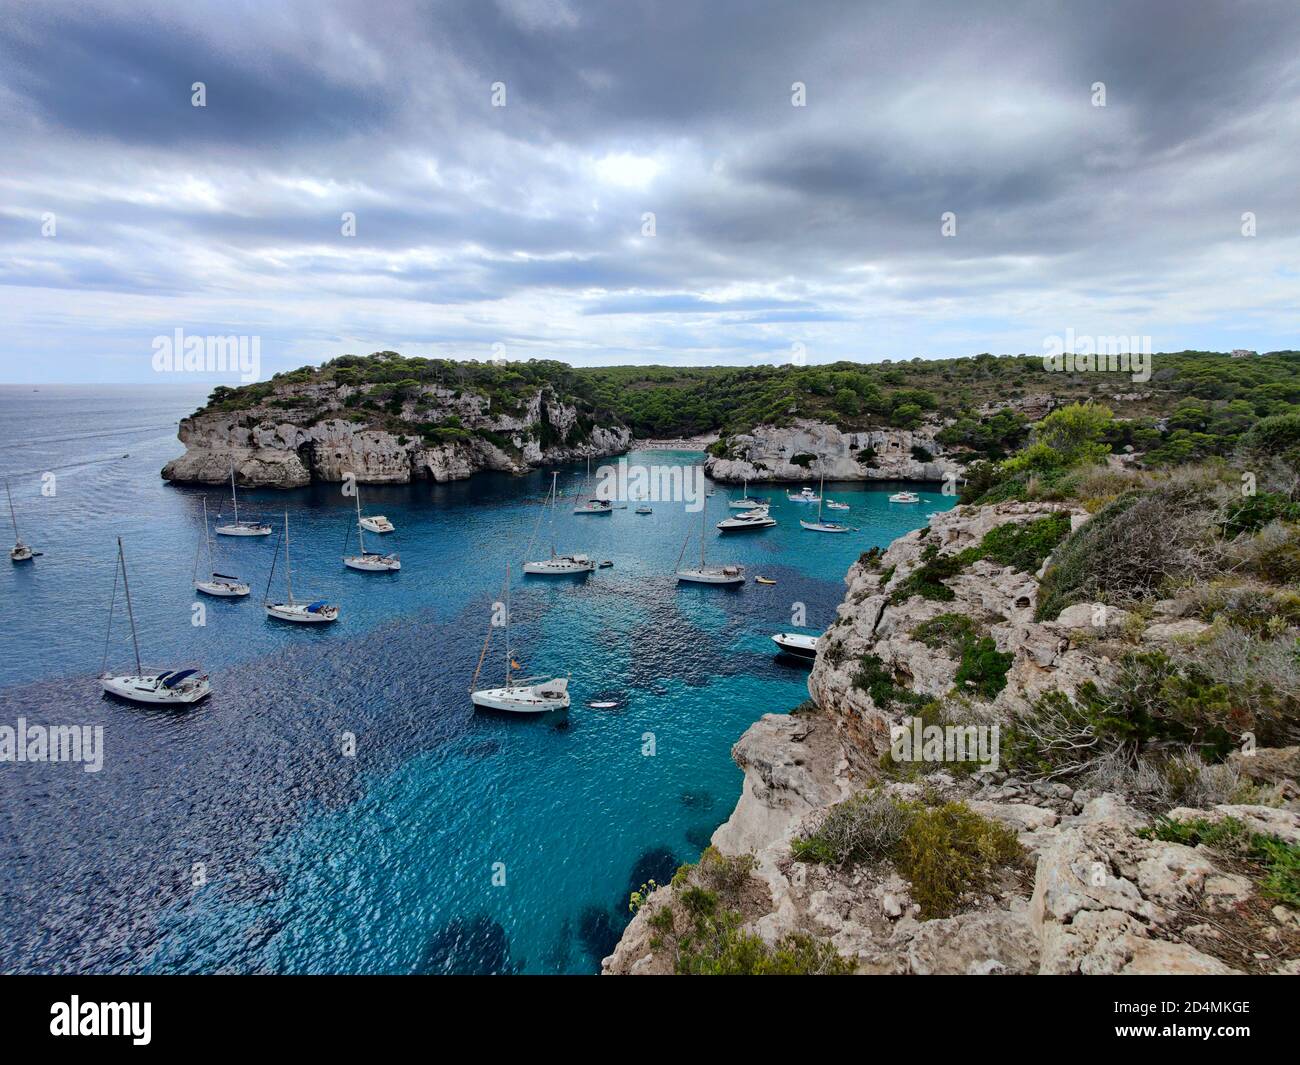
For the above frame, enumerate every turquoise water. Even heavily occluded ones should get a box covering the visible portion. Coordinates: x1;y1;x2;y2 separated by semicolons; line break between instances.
0;385;953;973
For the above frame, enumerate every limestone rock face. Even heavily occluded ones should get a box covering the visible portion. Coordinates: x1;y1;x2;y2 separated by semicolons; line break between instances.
162;383;631;487
704;419;963;484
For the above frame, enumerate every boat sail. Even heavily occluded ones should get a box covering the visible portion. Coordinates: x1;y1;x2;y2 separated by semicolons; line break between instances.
264;512;339;622
193;497;250;596
677;494;744;584
7;479;34;562
524;471;595;575
214;460;271;536
572;454;612;514
343;481;400;571
470;563;571;712
100;537;212;704
800;464;851;533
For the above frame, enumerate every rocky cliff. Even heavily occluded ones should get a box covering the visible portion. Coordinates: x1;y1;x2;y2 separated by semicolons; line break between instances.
162;380;631;487
704;419;963;485
604;500;1300;975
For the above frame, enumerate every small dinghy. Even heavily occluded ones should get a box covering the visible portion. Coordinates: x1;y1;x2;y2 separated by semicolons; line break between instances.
755;576;777;585
100;538;212;704
214;459;271;536
265;513;339;623
194;498;250;596
588;700;620;709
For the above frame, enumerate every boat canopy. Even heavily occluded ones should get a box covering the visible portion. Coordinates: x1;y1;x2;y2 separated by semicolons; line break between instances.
163;669;197;688
306;600;329;612
212;572;241;581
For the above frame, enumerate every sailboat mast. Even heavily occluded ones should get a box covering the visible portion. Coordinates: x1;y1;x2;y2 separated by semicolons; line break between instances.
504;563;511;685
817;464;825;523
283;512;294;605
354;481;365;554
699;484;707;568
549;471;558;557
203;496;215;572
5;480;18;540
117;537;143;676
230;460;240;525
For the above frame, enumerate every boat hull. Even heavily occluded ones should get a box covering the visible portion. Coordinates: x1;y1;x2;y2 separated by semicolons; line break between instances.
344;555;401;571
100;673;212;704
799;520;851;533
573;506;613;515
195;579;250;597
11;546;33;563
676;568;745;585
471;683;570;713
523;558;595;574
772;633;819;659
265;603;339;623
215;524;272;537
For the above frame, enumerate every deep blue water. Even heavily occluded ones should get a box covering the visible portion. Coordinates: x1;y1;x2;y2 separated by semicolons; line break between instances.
0;384;953;974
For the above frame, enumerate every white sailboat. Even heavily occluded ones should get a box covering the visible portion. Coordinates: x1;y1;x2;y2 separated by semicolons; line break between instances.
800;466;851;533
524;472;595;575
677;498;744;584
470;564;571;712
717;504;776;532
193;497;250;596
343;483;400;571
100;537;212;704
7;479;34;563
728;478;766;509
214;460;271;536
573;455;613;514
265;512;339;622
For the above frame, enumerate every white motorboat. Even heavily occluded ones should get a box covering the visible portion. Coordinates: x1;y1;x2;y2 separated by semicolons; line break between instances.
772;632;820;660
214;460;271;536
787;485;820;503
7;480;35;563
728;478;767;510
825;500;850;511
676;498;744;584
194;497;250;597
525;472;596;574
344;482;400;571
717;506;776;532
100;537;212;705
800;466;853;533
635;504;653;514
265;513;339;622
470;564;570;712
889;491;921;504
359;514;395;534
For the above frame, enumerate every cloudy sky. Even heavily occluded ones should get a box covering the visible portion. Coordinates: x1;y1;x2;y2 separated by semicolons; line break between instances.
1;0;1298;383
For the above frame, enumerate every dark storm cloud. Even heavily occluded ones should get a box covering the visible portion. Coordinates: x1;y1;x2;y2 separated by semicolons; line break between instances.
1;0;1298;379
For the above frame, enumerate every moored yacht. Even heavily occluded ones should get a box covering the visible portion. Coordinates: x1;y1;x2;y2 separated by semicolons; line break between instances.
676;498;744;584
728;478;767;509
800;466;852;533
787;485;820;503
343;481;400;571
100;537;212;704
572;455;613;514
525;472;596;574
717;505;776;532
214;460;271;536
359;514;395;534
194;497;250;596
6;480;34;562
772;631;820;660
265;513;340;622
470;564;571;712
889;490;921;504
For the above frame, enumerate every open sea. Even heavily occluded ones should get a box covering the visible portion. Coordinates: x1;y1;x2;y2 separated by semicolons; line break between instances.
0;384;952;974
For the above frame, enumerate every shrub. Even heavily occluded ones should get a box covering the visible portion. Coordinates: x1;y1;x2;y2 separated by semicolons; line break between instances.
894;801;1024;918
960;512;1071;574
889;544;964;604
911;613;979;652
1147;816;1300;908
792;790;911;866
852;653;928;711
1220;491;1300;537
1226;520;1300;584
910;444;933;463
954;637;1014;699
